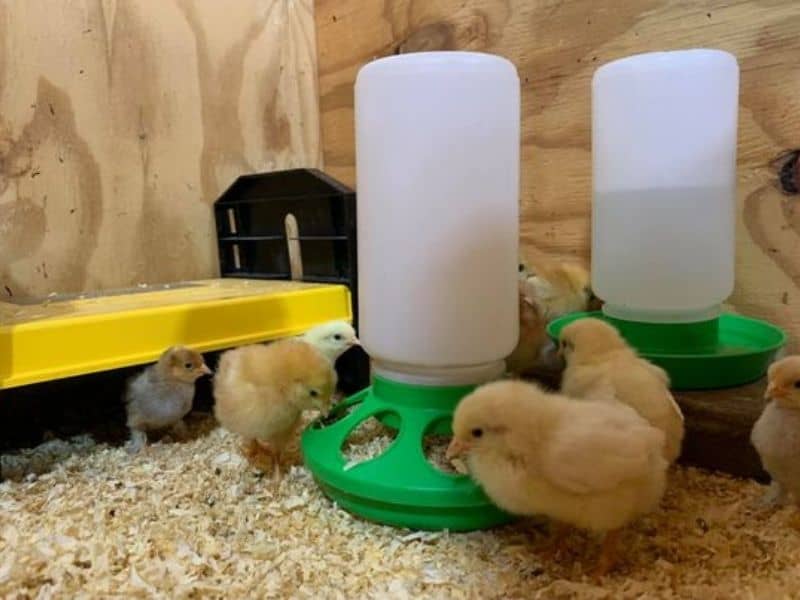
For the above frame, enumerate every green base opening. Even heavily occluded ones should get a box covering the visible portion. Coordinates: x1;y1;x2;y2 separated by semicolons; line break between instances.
547;311;787;390
301;375;514;531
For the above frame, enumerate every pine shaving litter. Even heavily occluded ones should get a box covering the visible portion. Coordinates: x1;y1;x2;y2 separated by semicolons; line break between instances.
341;416;396;470
1;414;799;598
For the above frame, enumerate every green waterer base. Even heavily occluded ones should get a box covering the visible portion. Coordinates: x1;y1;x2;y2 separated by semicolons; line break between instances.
301;375;514;531
547;311;787;390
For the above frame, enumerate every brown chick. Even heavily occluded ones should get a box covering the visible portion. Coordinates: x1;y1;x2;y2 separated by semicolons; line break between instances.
751;356;800;507
124;346;211;453
505;281;550;377
559;318;684;464
213;338;337;479
447;380;667;577
506;260;599;380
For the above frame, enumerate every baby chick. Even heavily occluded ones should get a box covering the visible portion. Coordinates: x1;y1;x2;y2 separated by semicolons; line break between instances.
505;281;550;377
213;338;336;478
751;356;800;507
299;320;360;364
124;346;211;453
447;380;667;577
524;261;600;323
559;318;685;464
506;261;598;379
518;260;531;282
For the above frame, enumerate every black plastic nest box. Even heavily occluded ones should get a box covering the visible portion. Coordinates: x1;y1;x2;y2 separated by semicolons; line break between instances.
214;168;358;322
213;168;369;395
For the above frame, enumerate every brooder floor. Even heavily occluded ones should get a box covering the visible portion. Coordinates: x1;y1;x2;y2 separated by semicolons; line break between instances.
1;413;798;599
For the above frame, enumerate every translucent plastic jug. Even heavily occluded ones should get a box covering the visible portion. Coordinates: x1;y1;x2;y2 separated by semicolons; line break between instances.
592;49;739;322
355;51;520;384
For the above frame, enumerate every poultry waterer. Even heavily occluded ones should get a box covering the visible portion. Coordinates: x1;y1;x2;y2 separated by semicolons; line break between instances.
302;52;520;531
548;49;785;389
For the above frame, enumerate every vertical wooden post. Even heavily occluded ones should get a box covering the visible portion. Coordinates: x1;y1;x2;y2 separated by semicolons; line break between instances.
285;213;303;281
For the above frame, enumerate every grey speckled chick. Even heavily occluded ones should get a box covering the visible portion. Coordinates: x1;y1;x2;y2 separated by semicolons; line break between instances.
751;356;800;506
124;346;211;453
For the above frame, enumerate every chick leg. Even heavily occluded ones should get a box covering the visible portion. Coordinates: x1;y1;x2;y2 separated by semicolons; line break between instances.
170;420;189;441
241;439;274;473
126;429;148;454
592;529;621;579
541;521;570;561
272;448;283;482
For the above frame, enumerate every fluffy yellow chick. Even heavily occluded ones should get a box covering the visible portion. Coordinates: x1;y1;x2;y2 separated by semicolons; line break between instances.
523;261;601;323
518;260;531;282
559;318;684;464
124;346;211;453
213;338;337;478
300;320;360;363
751;356;800;507
447;380;667;576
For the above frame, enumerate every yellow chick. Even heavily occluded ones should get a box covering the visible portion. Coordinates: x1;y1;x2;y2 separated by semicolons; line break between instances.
213;338;337;478
124;346;211;453
559;318;684;464
300;320;360;363
523;261;600;323
518;260;531;282
447;380;667;577
751;356;800;507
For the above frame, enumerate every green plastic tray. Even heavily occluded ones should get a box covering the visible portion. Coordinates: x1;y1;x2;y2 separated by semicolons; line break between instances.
547;311;786;390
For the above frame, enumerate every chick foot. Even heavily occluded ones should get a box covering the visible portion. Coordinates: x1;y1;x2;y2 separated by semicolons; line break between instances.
170;420;189;441
592;529;621;580
257;441;284;483
756;481;789;510
126;429;148;454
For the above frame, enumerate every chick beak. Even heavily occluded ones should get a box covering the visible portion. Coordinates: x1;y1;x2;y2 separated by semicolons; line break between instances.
446;438;470;460
765;383;786;401
201;364;213;376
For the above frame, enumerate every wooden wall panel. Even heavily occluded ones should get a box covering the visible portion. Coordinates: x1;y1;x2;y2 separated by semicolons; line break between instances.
316;0;800;348
0;0;320;300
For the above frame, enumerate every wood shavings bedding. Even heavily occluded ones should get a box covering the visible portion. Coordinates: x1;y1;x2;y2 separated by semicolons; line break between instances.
422;434;460;474
341;416;396;470
2;414;799;599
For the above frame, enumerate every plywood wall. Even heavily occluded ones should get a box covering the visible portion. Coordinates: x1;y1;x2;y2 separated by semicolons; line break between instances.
316;0;800;348
0;0;320;301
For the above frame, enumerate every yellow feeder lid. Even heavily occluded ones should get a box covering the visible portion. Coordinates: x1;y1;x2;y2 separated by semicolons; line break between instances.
0;278;352;389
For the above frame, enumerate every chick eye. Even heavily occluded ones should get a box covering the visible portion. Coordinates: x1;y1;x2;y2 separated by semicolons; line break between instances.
310;389;319;398
184;362;193;370
333;334;343;341
471;428;483;438
794;381;800;389
518;264;525;272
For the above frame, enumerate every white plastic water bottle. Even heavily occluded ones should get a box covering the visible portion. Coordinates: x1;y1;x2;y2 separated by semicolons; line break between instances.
592;49;739;323
355;51;520;384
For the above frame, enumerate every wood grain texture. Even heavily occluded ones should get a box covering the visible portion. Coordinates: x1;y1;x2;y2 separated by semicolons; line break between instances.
0;0;320;300
316;0;800;347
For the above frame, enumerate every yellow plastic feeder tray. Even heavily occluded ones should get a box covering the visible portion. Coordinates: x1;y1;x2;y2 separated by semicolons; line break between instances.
0;278;352;390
